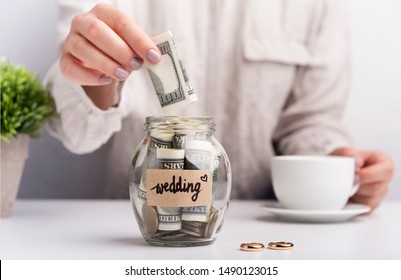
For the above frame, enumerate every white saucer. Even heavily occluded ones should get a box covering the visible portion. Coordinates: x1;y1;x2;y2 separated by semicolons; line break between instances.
262;202;371;223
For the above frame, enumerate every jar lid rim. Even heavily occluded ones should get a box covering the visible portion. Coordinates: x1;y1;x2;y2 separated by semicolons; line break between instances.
146;116;213;122
145;116;215;132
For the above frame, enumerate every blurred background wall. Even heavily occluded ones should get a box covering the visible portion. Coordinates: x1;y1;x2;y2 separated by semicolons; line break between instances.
1;0;400;200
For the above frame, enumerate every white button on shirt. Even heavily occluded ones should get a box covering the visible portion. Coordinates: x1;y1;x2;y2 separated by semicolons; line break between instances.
45;0;352;199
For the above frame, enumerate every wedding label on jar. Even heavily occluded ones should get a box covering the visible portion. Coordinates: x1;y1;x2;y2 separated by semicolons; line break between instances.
146;169;212;207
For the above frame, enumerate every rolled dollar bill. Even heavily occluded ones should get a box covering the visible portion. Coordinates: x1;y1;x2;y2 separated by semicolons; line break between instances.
156;148;185;231
145;31;197;113
137;178;147;200
150;131;175;150
182;140;212;222
132;175;149;223
184;140;212;170
157;148;185;170
210;144;221;189
146;131;174;169
156;207;182;232
173;132;197;149
210;144;225;206
141;131;174;205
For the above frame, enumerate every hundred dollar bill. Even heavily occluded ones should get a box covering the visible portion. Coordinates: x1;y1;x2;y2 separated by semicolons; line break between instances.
156;148;185;231
182;140;212;222
145;31;197;113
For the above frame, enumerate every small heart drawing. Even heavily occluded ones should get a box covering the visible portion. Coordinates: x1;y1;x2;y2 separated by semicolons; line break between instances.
200;174;208;182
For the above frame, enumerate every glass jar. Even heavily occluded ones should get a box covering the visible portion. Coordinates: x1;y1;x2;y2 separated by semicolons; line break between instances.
129;116;232;247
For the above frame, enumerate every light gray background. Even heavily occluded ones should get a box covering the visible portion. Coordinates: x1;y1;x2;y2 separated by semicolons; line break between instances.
1;0;400;200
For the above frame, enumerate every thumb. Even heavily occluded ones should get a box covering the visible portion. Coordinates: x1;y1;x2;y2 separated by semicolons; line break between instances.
329;147;364;169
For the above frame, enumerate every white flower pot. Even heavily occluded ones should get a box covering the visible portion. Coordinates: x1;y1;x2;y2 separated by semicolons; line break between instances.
1;134;29;218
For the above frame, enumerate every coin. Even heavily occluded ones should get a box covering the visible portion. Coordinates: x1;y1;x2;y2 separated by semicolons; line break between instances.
142;204;158;236
181;220;207;237
205;208;222;238
180;227;204;237
267;241;294;250
240;242;265;252
152;231;187;240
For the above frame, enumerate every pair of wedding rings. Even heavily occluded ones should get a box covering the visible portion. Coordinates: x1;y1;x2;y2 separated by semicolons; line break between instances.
240;241;294;252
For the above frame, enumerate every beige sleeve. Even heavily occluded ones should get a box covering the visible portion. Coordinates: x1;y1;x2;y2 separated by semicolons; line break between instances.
273;0;353;155
45;0;130;154
44;61;129;154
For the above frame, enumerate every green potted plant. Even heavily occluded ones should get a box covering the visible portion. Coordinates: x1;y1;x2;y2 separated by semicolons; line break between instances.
1;59;57;218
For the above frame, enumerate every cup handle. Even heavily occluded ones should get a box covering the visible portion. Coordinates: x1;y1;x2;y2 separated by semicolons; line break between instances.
349;180;360;197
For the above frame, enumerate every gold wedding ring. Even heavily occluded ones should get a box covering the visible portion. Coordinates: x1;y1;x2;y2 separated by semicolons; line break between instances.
267;241;294;250
240;242;265;252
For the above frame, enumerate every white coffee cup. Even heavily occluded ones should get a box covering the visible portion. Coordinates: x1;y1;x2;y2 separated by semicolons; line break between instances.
271;156;359;211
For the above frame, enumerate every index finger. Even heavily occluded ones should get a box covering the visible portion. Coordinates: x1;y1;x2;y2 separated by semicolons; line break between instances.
91;3;160;64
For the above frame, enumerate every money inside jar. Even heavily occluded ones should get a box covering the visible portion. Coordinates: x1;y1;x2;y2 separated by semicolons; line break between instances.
130;116;231;246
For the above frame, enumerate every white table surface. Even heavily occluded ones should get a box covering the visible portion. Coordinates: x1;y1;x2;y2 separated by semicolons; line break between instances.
1;199;400;260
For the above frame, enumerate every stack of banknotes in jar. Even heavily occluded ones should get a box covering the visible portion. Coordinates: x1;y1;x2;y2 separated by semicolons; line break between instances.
135;116;225;243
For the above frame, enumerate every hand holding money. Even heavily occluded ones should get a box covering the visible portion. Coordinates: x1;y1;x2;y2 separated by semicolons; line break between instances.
62;2;197;112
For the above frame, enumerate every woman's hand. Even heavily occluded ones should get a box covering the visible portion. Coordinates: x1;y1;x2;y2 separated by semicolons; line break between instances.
60;3;160;86
330;147;394;210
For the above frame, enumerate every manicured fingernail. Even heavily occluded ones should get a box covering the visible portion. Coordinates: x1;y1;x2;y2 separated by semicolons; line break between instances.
100;74;112;84
354;157;363;168
115;67;129;80
354;174;361;185
146;49;161;63
129;57;143;70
